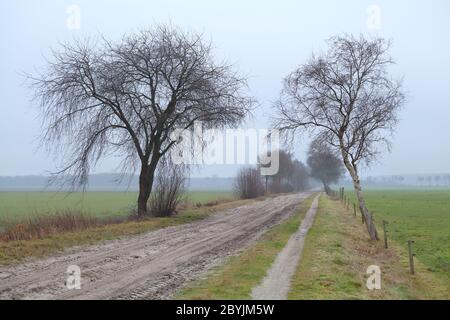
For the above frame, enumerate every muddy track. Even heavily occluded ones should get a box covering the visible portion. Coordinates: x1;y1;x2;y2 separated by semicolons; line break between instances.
0;193;311;300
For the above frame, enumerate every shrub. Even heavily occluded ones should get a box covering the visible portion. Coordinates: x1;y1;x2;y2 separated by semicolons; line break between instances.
234;167;265;199
148;162;187;217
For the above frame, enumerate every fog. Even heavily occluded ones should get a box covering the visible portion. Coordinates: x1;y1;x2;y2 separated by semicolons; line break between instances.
1;0;449;178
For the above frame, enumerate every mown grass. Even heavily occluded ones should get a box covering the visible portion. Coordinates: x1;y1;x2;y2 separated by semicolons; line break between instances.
176;195;316;300
343;189;450;282
0;191;233;224
288;196;449;299
0;198;249;266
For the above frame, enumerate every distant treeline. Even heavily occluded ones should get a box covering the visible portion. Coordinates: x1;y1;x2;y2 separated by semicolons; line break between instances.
1;173;450;191
0;174;234;191
339;174;450;187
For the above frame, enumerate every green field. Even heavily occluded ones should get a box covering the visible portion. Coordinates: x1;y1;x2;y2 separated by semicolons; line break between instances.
345;189;450;282
0;191;233;223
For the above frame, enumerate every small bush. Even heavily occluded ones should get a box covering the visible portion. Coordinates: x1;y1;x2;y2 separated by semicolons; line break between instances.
234;167;265;199
148;162;187;217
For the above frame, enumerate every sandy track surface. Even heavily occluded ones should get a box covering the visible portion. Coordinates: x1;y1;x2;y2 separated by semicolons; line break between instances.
0;193;311;300
251;195;319;300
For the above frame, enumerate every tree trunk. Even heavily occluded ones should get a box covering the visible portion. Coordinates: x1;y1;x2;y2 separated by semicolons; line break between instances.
265;176;268;194
137;162;158;217
323;182;331;195
340;150;379;240
137;153;161;217
137;165;152;217
352;174;379;240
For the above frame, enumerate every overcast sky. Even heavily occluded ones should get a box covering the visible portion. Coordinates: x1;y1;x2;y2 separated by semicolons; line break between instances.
0;0;449;177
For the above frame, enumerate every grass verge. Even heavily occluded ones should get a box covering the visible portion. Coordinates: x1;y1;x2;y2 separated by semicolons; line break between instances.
288;196;450;299
176;194;316;299
344;189;450;281
0;198;252;266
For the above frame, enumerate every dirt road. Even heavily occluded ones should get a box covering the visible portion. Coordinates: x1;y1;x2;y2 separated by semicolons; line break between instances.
0;192;311;300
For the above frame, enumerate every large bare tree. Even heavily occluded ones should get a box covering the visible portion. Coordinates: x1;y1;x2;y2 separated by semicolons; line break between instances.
31;25;252;216
274;35;405;240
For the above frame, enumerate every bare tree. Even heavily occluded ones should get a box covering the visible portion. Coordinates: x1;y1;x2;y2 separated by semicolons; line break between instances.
307;138;344;193
259;150;309;193
268;150;294;193
30;25;252;216
273;35;405;240
290;159;310;191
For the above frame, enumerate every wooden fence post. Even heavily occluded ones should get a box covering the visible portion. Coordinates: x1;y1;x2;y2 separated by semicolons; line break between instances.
382;220;388;249
408;240;415;274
